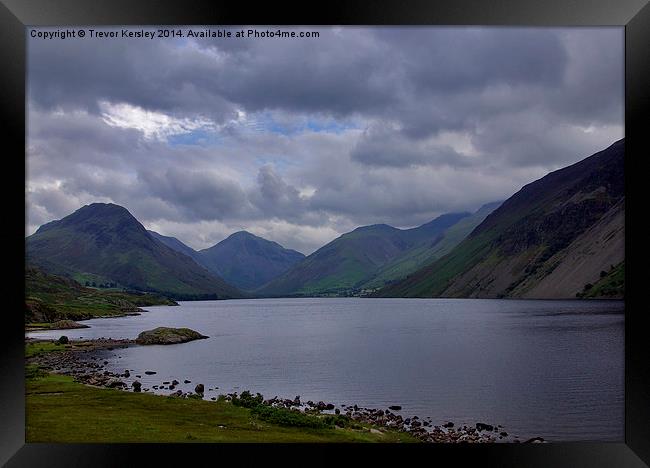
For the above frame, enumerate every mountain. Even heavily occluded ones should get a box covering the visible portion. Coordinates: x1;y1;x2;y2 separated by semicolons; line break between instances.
26;203;243;300
376;139;625;299
359;202;502;290
196;231;306;291
256;212;471;297
147;230;204;265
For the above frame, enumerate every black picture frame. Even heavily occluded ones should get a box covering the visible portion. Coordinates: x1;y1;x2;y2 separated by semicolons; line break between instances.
2;0;648;466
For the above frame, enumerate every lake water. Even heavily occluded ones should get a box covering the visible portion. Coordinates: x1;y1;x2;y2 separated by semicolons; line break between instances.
27;298;624;442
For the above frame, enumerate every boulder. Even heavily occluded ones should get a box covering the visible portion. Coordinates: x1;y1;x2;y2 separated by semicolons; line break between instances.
106;380;126;388
476;423;494;432
135;327;209;345
195;383;205;394
132;381;142;392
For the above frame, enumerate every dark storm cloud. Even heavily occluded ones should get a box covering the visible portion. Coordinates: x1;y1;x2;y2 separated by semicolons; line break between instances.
28;28;569;124
26;27;624;253
28;35;238;121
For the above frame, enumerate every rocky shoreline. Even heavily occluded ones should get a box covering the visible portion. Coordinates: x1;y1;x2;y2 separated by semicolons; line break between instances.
27;338;544;444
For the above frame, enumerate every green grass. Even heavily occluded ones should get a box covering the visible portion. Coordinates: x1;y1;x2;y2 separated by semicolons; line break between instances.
377;229;501;297
578;261;625;298
26;370;418;443
25;341;67;358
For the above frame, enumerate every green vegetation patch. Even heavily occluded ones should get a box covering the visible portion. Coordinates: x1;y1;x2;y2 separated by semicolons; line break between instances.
229;391;361;430
25;341;67;358
577;261;625;298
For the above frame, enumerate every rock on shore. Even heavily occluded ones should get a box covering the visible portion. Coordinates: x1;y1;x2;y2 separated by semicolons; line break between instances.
135;327;208;345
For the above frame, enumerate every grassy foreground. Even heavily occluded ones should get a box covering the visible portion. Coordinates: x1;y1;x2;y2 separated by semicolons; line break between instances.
26;346;418;443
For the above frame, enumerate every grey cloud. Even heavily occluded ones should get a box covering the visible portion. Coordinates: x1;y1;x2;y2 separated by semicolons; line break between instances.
137;168;251;222
28;27;603;127
28;35;238;121
26;27;624;253
350;123;475;168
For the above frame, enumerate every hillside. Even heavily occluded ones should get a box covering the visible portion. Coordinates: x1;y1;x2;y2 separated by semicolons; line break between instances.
376;139;625;299
360;202;502;290
256;212;470;297
25;266;177;323
147;230;204;266
26;203;243;300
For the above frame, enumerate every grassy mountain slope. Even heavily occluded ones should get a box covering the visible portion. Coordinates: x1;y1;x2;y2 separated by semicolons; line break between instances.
377;139;624;299
256;213;470;297
26;203;243;300
360;202;502;290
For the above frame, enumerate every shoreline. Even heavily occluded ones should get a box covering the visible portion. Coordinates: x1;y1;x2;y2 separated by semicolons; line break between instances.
27;337;542;444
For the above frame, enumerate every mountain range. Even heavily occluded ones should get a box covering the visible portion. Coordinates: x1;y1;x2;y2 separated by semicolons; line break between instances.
150;230;305;291
25;139;624;301
255;210;500;296
25;203;243;300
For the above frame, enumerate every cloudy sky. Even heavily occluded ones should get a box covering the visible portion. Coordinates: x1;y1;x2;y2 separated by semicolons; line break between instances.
26;26;623;254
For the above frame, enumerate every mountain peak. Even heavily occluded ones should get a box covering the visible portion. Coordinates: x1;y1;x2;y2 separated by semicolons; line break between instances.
351;224;397;233
74;202;134;218
227;231;257;240
196;230;305;291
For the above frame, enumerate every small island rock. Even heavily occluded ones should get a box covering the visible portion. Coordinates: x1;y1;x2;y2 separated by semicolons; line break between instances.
51;320;90;330
135;327;209;345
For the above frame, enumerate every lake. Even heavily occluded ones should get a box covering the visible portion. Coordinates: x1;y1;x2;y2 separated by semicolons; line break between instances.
27;297;624;442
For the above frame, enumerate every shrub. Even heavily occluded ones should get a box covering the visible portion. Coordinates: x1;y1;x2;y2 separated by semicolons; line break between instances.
251;405;329;429
231;390;264;408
